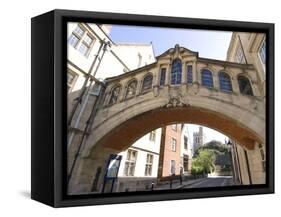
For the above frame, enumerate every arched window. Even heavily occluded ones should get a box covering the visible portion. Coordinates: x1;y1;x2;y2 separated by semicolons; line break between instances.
125;80;137;99
201;69;214;88
109;85;121;105
171;59;182;85
142;74;153;92
219;72;232;92
238;75;253;96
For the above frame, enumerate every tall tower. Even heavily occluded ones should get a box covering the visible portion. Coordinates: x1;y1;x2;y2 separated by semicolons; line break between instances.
193;126;204;152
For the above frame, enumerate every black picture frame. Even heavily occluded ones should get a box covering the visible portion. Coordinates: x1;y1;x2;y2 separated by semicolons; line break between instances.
31;9;274;207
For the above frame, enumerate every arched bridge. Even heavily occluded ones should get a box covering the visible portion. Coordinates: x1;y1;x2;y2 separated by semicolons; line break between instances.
68;45;265;194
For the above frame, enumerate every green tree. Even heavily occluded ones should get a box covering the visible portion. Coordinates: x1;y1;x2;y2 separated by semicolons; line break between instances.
191;149;215;175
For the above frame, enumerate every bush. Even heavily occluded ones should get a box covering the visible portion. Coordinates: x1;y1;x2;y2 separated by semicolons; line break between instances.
191;149;215;175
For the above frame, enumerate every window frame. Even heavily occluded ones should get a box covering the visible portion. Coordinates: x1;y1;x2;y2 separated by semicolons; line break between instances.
160;68;166;86
170;58;182;85
68;24;96;58
149;130;156;142
184;136;188;150
170;160;176;175
67;70;78;92
171;138;177;152
219;71;233;93
123;149;138;176
141;73;153;93
144;154;154;176
201;69;214;89
237;75;254;96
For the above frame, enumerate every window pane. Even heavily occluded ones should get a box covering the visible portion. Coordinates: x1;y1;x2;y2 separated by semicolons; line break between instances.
219;72;232;92
84;34;93;46
171;59;182;85
67;73;75;85
68;34;79;47
201;69;213;88
160;68;166;86
184;136;188;150
171;160;176;174
238;75;253;96
78;43;89;56
142;74;153;92
172;138;176;151
74;25;85;37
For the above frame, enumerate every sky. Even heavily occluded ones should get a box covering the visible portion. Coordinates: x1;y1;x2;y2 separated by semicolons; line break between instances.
109;25;232;60
109;24;232;144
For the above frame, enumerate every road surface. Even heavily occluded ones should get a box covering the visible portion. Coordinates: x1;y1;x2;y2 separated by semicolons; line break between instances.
182;176;235;188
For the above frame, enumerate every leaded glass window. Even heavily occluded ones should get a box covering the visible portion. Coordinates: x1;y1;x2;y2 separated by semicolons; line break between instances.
201;69;214;88
238;75;253;96
219;72;232;92
171;59;182;85
142;74;153;92
160;68;166;86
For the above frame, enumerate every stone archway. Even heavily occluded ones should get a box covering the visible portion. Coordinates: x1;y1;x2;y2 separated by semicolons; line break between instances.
68;103;264;194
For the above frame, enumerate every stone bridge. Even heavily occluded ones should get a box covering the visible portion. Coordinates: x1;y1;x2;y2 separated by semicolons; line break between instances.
68;45;265;194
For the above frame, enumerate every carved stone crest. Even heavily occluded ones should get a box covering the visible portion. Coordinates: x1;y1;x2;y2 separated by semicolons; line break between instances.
165;87;188;108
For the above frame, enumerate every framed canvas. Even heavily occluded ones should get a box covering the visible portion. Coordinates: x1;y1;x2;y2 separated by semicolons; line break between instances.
31;9;274;207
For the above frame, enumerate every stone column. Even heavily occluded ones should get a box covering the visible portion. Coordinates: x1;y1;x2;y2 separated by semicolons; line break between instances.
165;63;171;85
251;81;261;97
119;82;127;101
213;71;219;90
193;61;198;84
182;62;187;84
153;67;160;86
232;76;240;94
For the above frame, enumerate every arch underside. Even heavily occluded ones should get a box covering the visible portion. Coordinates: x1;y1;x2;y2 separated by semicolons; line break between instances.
88;105;264;158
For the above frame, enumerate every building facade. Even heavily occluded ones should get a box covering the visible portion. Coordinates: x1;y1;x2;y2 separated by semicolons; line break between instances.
227;32;266;185
157;124;182;178
114;128;162;192
180;124;193;174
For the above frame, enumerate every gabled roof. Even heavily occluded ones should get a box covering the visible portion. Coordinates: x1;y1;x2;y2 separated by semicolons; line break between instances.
156;44;198;59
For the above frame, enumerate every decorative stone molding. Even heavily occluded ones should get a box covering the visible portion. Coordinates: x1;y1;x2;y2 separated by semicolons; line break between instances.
164;86;188;108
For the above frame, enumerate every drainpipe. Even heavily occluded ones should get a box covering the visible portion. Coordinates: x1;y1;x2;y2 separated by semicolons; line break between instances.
244;150;252;185
67;41;110;148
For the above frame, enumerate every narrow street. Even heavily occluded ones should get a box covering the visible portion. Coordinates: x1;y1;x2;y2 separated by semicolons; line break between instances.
153;176;235;191
182;176;235;188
